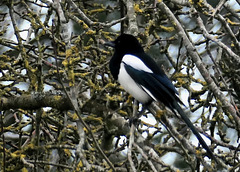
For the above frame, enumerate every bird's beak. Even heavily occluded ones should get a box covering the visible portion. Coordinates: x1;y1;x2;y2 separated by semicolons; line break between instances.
104;41;115;48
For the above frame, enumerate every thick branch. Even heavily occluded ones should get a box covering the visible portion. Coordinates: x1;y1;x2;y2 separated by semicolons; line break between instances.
0;93;72;110
123;0;138;35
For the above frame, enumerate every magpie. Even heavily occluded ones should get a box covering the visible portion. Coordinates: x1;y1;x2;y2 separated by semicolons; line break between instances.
105;34;216;162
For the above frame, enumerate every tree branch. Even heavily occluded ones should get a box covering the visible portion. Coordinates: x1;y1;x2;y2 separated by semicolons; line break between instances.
0;93;72;110
123;0;139;35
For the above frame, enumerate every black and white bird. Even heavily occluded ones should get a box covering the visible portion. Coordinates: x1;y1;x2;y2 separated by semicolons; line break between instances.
105;34;217;162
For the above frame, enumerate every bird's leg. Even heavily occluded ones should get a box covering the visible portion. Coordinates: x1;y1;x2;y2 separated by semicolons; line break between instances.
136;105;147;118
129;105;147;127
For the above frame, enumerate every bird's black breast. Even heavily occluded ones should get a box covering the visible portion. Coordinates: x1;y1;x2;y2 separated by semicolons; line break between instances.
109;53;122;80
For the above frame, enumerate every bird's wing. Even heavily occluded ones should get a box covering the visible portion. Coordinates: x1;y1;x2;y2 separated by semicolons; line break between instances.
133;53;179;95
122;54;153;73
123;62;181;110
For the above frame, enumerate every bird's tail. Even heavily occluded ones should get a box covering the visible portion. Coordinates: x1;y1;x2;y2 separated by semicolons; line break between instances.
172;101;217;162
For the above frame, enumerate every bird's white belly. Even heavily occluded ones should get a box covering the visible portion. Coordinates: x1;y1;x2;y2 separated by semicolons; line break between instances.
118;63;151;104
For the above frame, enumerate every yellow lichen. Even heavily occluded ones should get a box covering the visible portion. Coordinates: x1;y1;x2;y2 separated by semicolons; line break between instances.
54;95;62;101
11;150;23;158
86;116;103;124
64;149;71;157
101;31;114;41
126;95;133;104
86;30;96;35
77;19;89;29
66;48;72;58
21;167;28;172
83;45;91;51
62;59;68;67
145;20;154;36
134;4;143;13
227;18;238;26
118;110;128;116
88;8;105;15
106;83;117;88
76;160;83;171
68;71;75;86
160;25;175;32
197;0;204;7
70;113;79;120
195;149;202;156
106;94;123;101
0;54;10;61
155;109;166;119
88;79;99;90
76;72;90;78
83;23;89;29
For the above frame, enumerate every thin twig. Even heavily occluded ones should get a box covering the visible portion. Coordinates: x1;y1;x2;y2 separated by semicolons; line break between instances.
0;111;5;172
27;160;73;169
134;143;158;172
209;0;227;19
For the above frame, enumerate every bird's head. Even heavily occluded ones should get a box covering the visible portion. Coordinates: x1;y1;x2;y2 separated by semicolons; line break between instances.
105;34;144;55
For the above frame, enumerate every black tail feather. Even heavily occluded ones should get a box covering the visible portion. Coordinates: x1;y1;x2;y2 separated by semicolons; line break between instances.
172;101;218;162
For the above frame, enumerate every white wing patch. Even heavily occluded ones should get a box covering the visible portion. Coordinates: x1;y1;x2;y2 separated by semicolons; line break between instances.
118;63;152;104
122;54;153;73
141;85;157;101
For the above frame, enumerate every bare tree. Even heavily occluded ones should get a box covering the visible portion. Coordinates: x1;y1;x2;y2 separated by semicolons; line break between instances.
0;0;240;171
